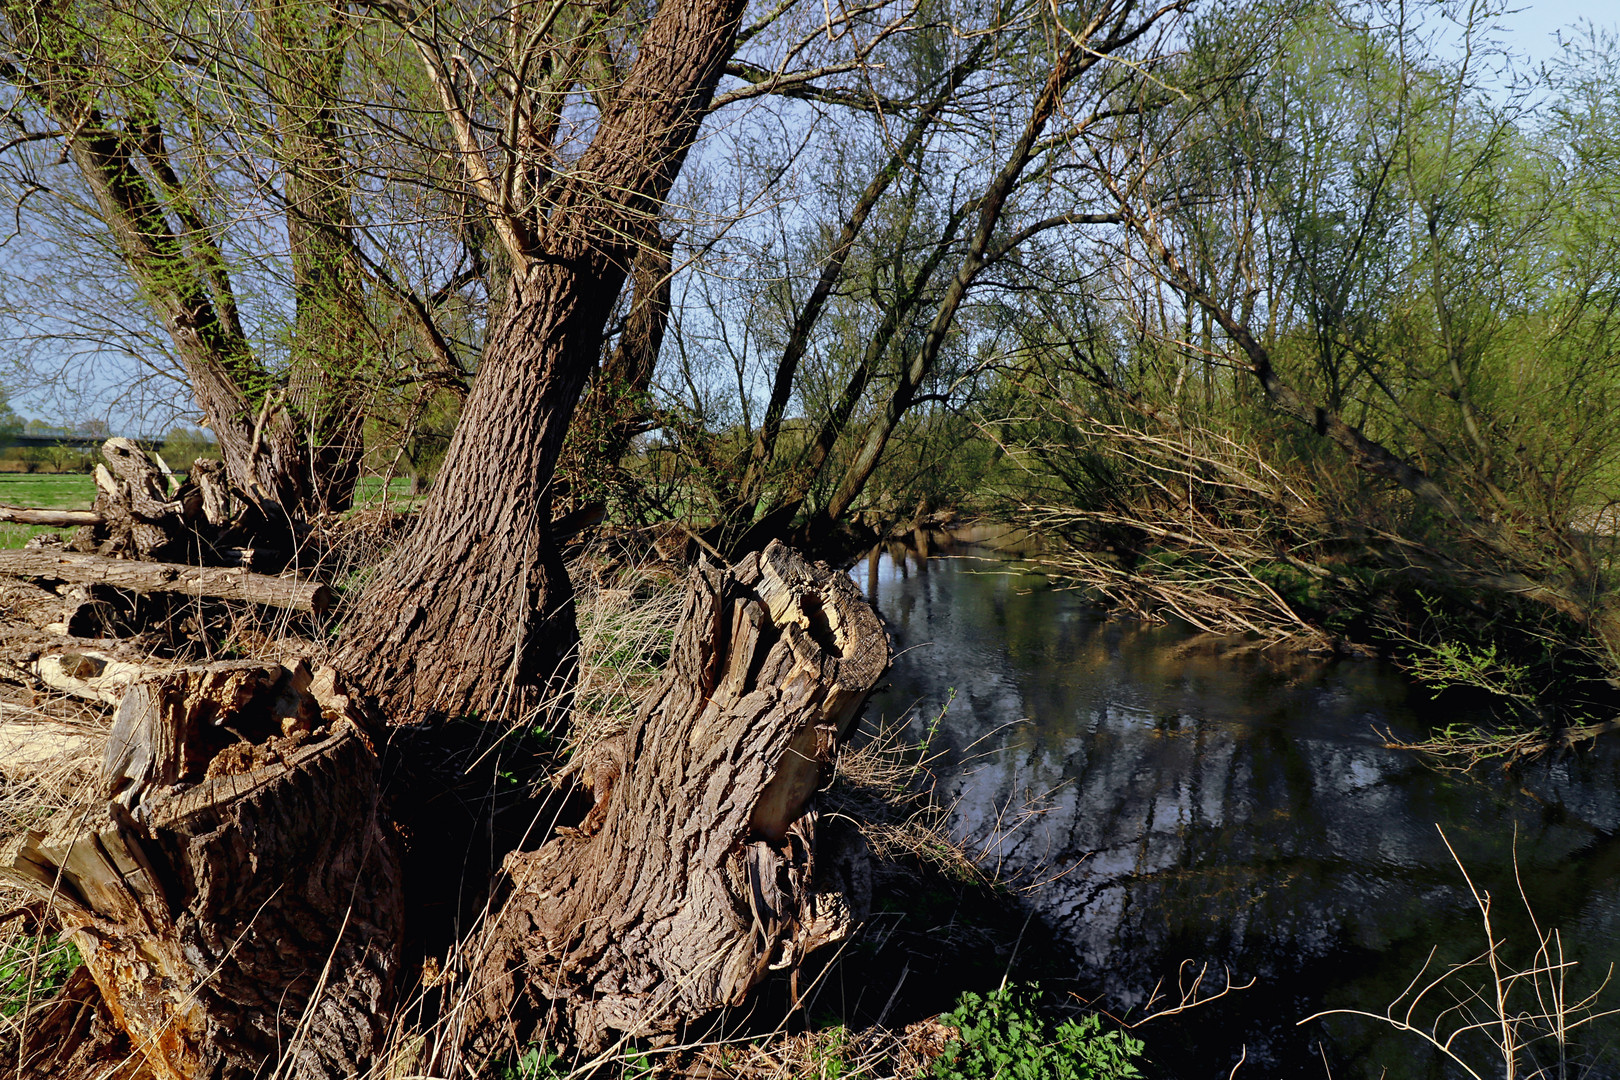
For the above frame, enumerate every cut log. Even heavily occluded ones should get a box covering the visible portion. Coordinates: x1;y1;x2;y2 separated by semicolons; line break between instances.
0;578;121;636
0;661;404;1080
0;714;104;777
0;505;102;527
0;550;331;614
33;650;163;704
451;540;889;1062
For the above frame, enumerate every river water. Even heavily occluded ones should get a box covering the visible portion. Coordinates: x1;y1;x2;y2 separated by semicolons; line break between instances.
852;538;1620;1079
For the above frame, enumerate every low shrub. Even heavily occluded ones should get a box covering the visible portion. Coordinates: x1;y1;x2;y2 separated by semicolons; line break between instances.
932;984;1144;1080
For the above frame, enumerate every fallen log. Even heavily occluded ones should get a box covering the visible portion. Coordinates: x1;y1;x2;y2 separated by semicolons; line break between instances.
0;714;104;777
1;661;403;1080
0;578;120;636
0;550;331;614
0;505;102;527
452;540;889;1062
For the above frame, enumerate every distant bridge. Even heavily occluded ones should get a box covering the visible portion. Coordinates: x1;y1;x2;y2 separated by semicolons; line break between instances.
0;435;163;452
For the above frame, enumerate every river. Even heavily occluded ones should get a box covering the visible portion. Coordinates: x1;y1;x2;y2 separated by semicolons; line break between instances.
852;535;1620;1079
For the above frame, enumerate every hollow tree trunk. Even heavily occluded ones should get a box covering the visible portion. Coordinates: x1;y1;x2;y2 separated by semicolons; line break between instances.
1;661;403;1080
450;541;888;1064
332;0;750;721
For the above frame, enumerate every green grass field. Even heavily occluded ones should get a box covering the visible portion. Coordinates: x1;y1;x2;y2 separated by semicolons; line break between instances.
0;475;95;549
0;475;96;510
0;474;422;549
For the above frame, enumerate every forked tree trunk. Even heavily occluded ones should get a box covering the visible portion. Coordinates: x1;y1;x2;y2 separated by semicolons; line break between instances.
332;0;750;721
451;541;888;1063
329;274;612;721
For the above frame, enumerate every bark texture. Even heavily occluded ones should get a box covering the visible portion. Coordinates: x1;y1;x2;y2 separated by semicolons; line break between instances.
0;579;118;636
452;541;888;1062
0;661;403;1080
332;0;749;722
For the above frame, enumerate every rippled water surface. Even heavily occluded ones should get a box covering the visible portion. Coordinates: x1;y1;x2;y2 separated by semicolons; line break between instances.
853;541;1620;1079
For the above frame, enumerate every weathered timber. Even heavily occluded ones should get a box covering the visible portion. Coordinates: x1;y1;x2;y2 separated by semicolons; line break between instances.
451;540;889;1062
0;550;331;614
33;650;162;704
0;714;104;777
0;578;120;636
189;459;232;530
7;965;151;1079
1;661;403;1080
67;439;195;560
0;505;102;526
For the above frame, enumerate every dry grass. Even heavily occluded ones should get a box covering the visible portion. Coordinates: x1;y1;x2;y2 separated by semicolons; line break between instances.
0;541;989;1079
0;686;111;1046
561;555;686;761
824;719;984;886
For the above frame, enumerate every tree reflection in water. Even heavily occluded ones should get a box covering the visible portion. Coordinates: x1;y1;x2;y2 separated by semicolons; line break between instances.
855;538;1620;1078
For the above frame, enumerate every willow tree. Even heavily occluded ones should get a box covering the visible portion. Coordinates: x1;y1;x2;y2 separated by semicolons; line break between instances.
330;0;757;719
0;0;484;525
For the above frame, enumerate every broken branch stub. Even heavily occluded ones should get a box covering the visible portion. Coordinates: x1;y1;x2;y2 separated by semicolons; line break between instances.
1;661;403;1080
454;540;889;1062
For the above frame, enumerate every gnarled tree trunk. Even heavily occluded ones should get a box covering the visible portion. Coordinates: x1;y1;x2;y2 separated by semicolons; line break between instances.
4;545;888;1080
451;541;888;1063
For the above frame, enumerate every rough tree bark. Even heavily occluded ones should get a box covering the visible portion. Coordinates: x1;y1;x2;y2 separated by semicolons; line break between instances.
555;232;675;517
451;541;888;1064
3;544;887;1080
258;0;371;514
1;661;403;1080
333;0;750;721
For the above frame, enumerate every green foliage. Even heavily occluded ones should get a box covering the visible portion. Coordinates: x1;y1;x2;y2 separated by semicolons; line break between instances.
805;1026;852;1079
1404;637;1533;702
159;427;220;471
499;1044;657;1079
0;934;81;1016
931;984;1144;1080
0;387;20;437
503;1045;565;1080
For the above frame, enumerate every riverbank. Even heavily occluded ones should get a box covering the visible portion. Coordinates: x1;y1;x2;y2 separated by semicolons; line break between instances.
0;543;1151;1080
855;541;1620;1078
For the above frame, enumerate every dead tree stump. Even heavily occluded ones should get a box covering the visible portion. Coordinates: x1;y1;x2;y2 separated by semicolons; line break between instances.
452;540;889;1061
1;662;403;1080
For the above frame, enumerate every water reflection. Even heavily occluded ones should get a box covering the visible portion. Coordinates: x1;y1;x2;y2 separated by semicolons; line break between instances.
855;542;1620;1078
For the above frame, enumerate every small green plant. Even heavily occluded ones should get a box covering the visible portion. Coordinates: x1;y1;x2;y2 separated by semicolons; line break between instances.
0;933;81;1016
620;1048;655;1078
502;1044;565;1079
806;1025;852;1078
931;983;1144;1080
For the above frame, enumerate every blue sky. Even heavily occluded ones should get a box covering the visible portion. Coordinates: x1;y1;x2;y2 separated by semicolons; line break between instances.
4;0;1616;435
1496;0;1616;67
